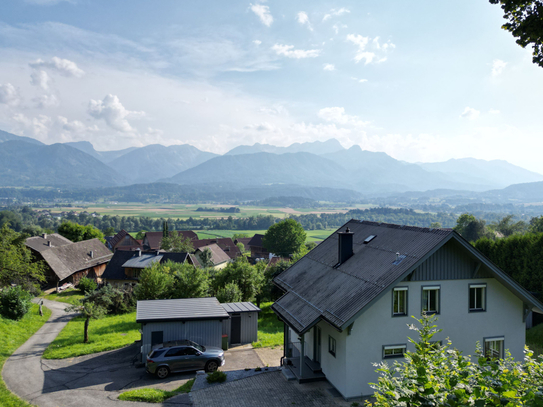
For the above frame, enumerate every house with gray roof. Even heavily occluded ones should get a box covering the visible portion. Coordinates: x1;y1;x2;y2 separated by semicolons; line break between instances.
272;220;543;400
26;235;113;286
194;243;230;269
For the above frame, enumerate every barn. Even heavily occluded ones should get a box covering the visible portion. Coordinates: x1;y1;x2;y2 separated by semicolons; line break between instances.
137;298;261;363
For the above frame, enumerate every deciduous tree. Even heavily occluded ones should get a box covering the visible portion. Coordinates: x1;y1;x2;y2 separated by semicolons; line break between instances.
58;221;105;243
160;232;194;253
262;219;306;257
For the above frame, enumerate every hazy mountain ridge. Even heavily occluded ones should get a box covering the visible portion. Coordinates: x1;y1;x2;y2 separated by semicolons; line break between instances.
0;140;128;187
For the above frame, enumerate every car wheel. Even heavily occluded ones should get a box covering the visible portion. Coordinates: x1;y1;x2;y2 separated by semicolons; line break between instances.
156;366;169;379
205;360;219;372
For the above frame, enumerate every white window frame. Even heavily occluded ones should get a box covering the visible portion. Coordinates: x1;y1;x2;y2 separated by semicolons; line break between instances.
392;287;408;316
469;284;486;312
484;336;504;359
328;335;336;357
422;286;440;314
383;344;407;359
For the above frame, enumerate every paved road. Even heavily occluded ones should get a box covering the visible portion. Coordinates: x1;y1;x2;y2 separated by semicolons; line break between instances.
3;299;191;407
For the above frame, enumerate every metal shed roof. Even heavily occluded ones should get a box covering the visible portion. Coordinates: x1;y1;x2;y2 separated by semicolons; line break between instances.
221;302;261;313
122;253;163;269
136;297;229;323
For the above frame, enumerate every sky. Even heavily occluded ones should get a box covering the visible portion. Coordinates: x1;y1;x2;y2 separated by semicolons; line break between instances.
1;0;543;173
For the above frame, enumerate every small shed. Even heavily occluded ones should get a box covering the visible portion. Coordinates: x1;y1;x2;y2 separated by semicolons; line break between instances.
221;302;261;346
137;297;229;363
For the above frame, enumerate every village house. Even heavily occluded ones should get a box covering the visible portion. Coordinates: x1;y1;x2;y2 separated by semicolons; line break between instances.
272;220;543;400
192;237;241;260
143;231;198;251
106;229;143;252
101;249;198;286
25;233;113;286
194;243;231;269
246;234;270;259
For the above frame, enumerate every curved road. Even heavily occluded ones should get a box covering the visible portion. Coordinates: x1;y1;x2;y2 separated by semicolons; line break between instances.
3;299;190;407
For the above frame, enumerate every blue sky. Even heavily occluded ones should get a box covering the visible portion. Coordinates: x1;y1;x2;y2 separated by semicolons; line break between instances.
1;0;543;173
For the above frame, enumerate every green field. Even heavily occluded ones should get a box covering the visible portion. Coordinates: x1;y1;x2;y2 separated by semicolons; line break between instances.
197;229;334;243
40;203;361;221
1;304;52;407
43;311;140;359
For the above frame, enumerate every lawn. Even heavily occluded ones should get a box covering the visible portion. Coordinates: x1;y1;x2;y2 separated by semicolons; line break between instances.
252;302;283;348
118;379;194;403
42;288;85;305
526;324;543;356
197;229;334;243
43;311;140;359
0;304;52;407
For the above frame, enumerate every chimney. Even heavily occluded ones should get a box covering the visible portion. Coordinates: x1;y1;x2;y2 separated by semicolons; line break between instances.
156;251;160;256
338;227;354;265
137;249;142;257
47;240;52;247
90;251;94;259
42;233;47;239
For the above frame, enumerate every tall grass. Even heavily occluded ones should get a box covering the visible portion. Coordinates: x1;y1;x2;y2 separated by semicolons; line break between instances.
252;302;283;348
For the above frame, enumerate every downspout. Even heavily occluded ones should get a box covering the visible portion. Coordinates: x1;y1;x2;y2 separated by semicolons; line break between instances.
299;334;305;379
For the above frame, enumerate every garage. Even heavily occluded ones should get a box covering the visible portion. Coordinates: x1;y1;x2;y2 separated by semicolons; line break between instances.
222;302;261;346
137;297;230;363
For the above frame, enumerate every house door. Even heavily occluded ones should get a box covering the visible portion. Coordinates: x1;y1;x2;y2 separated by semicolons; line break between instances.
313;326;321;363
151;331;163;347
231;314;241;344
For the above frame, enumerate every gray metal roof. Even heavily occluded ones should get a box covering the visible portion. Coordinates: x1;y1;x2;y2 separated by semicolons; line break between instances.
272;219;543;335
136;297;230;323
122;253;163;268
221;302;261;313
272;220;454;334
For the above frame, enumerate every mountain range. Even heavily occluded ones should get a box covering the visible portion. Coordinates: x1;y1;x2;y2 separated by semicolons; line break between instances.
1;129;542;200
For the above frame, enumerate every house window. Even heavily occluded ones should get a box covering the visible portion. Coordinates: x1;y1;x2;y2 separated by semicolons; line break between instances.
328;336;336;357
393;287;408;316
422;286;440;314
383;344;406;359
484;337;504;359
469;284;486;312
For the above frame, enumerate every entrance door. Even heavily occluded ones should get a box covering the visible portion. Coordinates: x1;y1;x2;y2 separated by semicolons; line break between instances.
231;314;241;344
313;326;321;363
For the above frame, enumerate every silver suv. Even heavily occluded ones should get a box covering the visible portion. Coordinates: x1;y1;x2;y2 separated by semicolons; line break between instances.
146;340;225;379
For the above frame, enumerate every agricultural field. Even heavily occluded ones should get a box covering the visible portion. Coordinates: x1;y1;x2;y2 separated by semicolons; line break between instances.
40;202;368;220
197;229;334;242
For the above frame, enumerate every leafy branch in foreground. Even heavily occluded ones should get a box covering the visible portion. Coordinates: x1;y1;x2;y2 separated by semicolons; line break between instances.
368;313;543;406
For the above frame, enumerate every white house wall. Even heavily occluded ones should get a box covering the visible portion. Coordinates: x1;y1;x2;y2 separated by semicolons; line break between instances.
141;320;222;363
340;277;525;398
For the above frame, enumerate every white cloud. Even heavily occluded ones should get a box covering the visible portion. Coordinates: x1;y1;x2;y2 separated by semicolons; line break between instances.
57;116;98;133
332;24;347;35
33;94;60;108
346;34;395;64
253;40;262;45
30;70;51;90
272;44;321;59
318;107;368;127
0;83;21;106
489;109;500;115
491;59;507;77
460;107;480;120
297;11;313;31
88;94;144;132
250;4;273;27
323;64;335;71
29;56;84;77
12;113;52;139
359;79;368;83
323;8;350;22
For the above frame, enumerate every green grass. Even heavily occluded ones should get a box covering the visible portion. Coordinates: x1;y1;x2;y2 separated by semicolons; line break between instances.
118;379;194;403
526;325;543;356
42;289;85;305
252;302;283;348
0;304;52;407
197;229;334;243
43;311;140;359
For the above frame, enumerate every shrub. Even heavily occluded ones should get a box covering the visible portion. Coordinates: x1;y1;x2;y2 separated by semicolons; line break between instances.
0;286;32;320
216;282;242;303
206;370;227;384
84;285;135;315
77;276;97;294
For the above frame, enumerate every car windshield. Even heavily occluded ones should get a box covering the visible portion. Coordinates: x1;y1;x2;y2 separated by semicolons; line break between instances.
193;343;205;352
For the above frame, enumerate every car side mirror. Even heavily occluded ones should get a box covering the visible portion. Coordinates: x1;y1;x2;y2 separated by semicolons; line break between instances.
196;351;202;356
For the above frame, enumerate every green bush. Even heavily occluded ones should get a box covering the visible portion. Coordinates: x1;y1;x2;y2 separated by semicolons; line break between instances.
0;286;32;320
84;285;135;315
77;277;97;294
206;370;227;384
216;282;242;303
